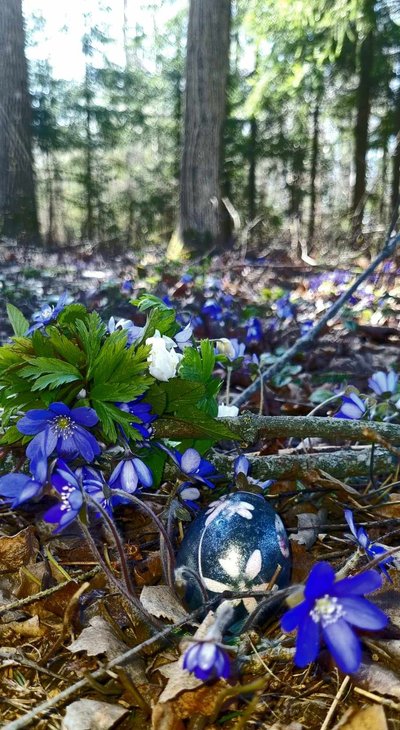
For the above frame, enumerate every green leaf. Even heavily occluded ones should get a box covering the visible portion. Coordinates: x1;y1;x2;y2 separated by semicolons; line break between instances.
19;357;81;390
0;425;23;446
179;341;221;416
162;379;206;411
57;303;88;325
46;327;86;366
92;399;143;443
74;313;106;372
6;304;29;337
154;409;239;441
132;294;172;312
90;382;147;402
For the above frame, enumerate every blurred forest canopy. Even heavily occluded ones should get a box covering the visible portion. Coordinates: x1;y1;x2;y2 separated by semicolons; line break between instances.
0;0;400;255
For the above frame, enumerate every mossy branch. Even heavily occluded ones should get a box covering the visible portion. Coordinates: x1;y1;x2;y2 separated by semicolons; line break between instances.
221;413;400;446
211;446;396;481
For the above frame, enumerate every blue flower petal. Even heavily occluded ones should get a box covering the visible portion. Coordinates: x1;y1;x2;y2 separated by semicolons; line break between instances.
340;597;388;630
181;449;201;474
132;458;153;487
294;614;320;667
73;427;101;462
281;600;311;632
322;618;361;673
333;570;382;597
304;562;335;601
17;412;50;434
0;474;42;506
71;407;98;427
48;402;70;417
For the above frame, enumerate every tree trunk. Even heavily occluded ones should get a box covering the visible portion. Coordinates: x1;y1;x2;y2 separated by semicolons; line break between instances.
390;86;400;225
82;63;95;241
177;0;231;253
248;117;257;221
0;0;39;242
351;7;375;238
307;98;320;250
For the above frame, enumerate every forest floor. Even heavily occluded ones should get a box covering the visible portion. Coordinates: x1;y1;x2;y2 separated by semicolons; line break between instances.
1;238;400;730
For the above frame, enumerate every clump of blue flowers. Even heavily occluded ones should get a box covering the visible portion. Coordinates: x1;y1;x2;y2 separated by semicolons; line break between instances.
0;293;235;533
344;509;394;580
281;561;387;673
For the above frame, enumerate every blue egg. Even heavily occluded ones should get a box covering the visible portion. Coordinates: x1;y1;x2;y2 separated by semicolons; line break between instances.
176;491;291;613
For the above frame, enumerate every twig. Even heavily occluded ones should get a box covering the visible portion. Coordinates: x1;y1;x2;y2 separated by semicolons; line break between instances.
220;413;400;446
320;675;351;730
211;446;396;481
0;566;101;618
232;231;400;407
1;586;297;730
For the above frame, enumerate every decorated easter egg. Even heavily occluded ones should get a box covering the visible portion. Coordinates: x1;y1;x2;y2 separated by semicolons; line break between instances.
176;491;291;612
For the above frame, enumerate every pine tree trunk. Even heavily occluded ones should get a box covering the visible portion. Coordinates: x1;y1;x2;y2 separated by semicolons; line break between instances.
351;6;375;238
0;0;39;242
248;117;257;221
307;99;320;249
178;0;231;253
390;87;400;225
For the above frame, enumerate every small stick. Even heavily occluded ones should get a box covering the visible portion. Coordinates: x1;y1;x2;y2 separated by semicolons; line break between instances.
320;675;351;730
232;230;400;407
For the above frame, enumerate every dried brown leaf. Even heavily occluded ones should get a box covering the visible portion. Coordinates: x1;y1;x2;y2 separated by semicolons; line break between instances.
332;703;387;730
67;615;127;659
140;585;188;622
355;659;400;700
0;615;43;638
291;508;327;549
151;702;185;730
156;611;216;704
62;699;127;730
0;527;39;573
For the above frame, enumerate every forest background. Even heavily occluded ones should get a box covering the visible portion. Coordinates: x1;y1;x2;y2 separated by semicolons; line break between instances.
1;0;400;257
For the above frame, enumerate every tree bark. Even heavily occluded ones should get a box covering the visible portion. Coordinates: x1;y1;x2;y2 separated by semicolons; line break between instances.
248;116;257;221
390;86;400;224
178;0;231;253
307;98;320;249
0;0;39;242
351;3;375;238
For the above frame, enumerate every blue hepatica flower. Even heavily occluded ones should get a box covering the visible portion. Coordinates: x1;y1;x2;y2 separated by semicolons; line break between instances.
201;299;223;321
281;561;387;674
17;402;100;482
183;641;231;681
77;466;114;515
109;457;153;494
107;317;144;346
275;294;296;321
368;370;398;397
160;446;218;489
26;293;68;335
177;483;201;511
234;455;274;490
245;317;263;344
344;509;394;581
335;393;366;420
116;396;157;439
0;473;43;507
300;320;313;336
174;322;193;350
43;460;83;532
216;338;246;362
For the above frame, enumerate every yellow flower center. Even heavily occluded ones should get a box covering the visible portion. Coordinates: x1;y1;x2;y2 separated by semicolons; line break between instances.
310;595;345;626
53;416;74;437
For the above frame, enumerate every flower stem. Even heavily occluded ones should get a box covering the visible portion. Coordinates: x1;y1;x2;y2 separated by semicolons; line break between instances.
225;367;232;406
111;489;177;594
78;518;161;629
